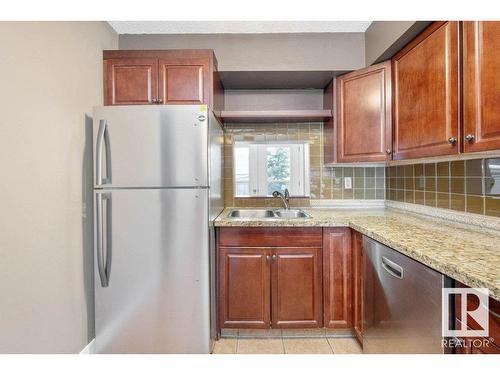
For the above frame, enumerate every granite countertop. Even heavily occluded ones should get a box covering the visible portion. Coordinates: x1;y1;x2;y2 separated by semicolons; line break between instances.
215;207;500;301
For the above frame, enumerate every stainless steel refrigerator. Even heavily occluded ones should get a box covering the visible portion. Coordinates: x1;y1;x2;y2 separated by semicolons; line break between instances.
92;105;223;353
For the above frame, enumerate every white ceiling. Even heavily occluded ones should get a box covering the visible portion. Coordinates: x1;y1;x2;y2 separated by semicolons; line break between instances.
108;21;372;34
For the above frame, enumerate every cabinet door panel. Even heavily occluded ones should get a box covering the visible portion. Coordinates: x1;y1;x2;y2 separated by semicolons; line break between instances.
463;21;500;152
352;230;364;343
219;247;270;328
104;58;158;105
271;248;323;328
337;61;392;162
159;59;207;104
392;22;460;159
323;228;353;328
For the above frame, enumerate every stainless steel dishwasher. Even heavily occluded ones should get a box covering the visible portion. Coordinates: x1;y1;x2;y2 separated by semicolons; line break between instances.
363;236;444;353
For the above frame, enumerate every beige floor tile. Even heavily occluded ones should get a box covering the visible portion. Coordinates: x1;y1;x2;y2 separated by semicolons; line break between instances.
238;329;282;338
327;338;362;354
212;339;237;354
237;339;284;354
283;338;333;354
282;328;325;338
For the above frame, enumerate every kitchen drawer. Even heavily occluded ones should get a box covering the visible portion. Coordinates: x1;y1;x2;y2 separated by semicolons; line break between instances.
218;227;322;247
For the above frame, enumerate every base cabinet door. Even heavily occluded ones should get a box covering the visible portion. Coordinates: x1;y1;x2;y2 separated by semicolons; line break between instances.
463;21;500;152
104;58;158;105
271;248;323;328
323;228;353;328
352;230;364;343
219;247;270;328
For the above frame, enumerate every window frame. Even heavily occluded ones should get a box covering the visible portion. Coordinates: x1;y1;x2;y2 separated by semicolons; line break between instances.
233;141;310;197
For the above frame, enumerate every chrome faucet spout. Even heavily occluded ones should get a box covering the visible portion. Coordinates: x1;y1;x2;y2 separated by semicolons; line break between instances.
272;189;290;209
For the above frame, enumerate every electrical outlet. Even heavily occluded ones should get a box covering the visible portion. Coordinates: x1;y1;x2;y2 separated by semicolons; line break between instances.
344;177;352;189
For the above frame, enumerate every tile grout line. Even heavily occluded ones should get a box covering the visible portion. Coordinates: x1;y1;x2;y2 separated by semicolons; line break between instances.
326;337;335;354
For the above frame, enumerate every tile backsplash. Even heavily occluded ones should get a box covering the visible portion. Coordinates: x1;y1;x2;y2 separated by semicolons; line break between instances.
223;122;385;207
385;158;500;218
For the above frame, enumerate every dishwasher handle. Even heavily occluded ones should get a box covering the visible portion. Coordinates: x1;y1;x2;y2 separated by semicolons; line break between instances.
381;256;404;279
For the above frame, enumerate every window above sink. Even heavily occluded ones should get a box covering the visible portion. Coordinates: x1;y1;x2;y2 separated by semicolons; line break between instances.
233;141;310;197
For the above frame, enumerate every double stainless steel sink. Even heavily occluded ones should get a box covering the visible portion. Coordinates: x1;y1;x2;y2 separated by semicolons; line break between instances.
228;208;310;220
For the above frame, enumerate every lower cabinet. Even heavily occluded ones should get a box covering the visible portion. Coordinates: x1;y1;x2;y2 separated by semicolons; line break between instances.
454;281;500;354
218;247;270;328
218;227;323;329
323;228;353;328
218;227;361;332
352;230;364;343
272;247;323;328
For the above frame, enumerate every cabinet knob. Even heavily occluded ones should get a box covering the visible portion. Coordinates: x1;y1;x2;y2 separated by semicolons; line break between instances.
448;137;457;145
151;98;158;104
157;98;163;104
272;254;277;261
385;149;392;155
465;134;475;142
266;255;271;261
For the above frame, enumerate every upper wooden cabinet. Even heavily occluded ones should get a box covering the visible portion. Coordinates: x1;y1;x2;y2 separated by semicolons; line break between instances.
104;58;158;105
158;58;208;104
463;21;500;153
392;21;460;160
103;50;223;110
336;61;392;162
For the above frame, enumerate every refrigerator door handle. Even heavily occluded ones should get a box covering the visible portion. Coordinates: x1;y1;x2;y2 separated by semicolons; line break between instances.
96;119;112;185
96;192;112;287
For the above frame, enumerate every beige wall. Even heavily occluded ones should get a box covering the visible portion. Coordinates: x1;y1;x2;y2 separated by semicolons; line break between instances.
364;21;431;65
119;32;366;71
0;22;118;353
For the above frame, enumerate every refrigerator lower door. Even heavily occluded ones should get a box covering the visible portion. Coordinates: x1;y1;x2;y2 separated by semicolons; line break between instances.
93;105;209;188
363;237;444;354
94;188;210;353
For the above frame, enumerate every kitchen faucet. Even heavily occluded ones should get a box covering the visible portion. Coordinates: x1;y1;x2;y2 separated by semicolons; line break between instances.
272;189;290;210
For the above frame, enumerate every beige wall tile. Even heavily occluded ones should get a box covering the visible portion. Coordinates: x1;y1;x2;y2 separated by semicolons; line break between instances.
224;122;386;207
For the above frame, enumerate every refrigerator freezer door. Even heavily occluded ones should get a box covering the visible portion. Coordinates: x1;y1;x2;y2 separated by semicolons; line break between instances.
93;105;209;188
363;237;444;354
94;188;210;353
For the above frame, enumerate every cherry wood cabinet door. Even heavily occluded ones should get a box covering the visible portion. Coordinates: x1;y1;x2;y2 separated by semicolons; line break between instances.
219;247;270;328
392;22;460;160
158;58;208;104
352;230;364;344
271;247;323;328
104;58;158;105
463;21;500;153
336;61;392;162
323;228;353;328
